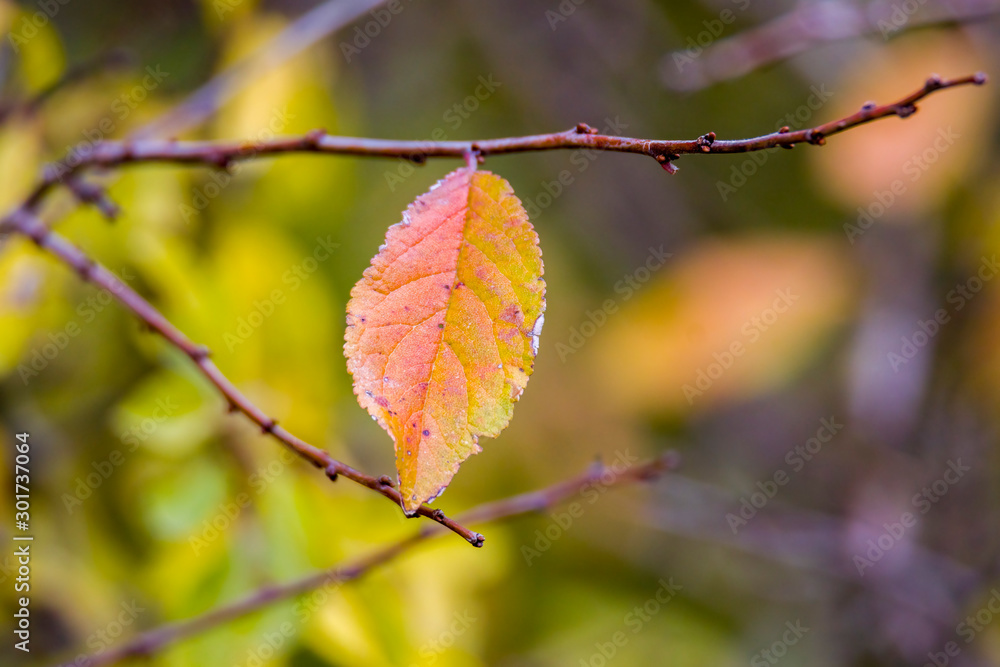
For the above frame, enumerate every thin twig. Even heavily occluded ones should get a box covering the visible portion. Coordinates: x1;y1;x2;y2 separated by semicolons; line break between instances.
662;1;1000;91
56;452;679;667
132;0;391;140
0;49;133;123
2;208;484;547
25;72;986;200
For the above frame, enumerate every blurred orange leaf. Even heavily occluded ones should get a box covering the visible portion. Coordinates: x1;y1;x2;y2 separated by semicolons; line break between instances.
590;236;854;414
345;167;545;512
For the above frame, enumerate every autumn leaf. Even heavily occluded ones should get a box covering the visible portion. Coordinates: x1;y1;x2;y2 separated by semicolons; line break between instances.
345;166;545;513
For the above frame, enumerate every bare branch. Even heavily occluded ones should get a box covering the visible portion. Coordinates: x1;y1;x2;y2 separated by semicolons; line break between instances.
661;1;1000;91
26;72;986;198
0;49;133;124
57;452;680;667
133;0;391;140
2;209;484;547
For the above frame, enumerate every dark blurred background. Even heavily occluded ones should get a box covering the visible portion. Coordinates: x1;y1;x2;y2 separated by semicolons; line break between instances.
1;0;1000;665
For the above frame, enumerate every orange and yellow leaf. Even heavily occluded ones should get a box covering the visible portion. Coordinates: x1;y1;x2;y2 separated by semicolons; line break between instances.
345;167;545;512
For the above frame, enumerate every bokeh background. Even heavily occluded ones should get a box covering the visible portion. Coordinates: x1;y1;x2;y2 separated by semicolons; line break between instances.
2;0;1000;665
